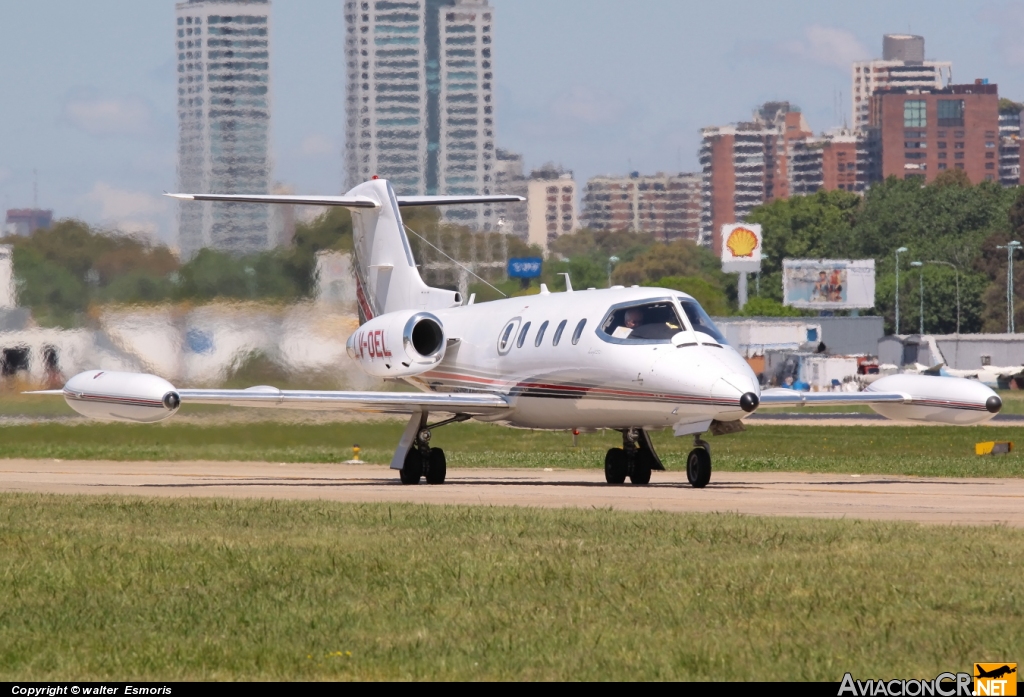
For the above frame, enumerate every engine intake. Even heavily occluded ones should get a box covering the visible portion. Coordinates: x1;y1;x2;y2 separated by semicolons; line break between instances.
347;310;447;378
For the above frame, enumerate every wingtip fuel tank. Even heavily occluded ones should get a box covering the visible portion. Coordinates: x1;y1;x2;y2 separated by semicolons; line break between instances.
62;370;181;424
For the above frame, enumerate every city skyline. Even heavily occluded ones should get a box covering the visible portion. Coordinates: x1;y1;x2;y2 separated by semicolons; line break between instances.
2;0;1023;248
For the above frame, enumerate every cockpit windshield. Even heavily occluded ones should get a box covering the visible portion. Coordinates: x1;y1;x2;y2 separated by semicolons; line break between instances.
600;300;683;343
678;297;727;345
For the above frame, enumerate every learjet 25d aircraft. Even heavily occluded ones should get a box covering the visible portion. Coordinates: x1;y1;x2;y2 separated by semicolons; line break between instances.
34;178;1004;488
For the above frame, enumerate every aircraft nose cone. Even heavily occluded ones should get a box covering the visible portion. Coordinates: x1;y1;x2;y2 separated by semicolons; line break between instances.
740;392;760;413
987;395;1002;414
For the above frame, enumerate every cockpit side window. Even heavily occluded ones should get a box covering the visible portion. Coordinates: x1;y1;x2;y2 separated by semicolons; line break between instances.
599;301;683;343
678;297;727;345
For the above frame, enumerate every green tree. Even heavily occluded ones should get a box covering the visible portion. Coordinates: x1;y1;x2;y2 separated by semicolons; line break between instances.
653;276;729;316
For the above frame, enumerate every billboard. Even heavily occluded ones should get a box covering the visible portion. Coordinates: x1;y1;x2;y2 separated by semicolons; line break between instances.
783;259;876;310
508;257;542;279
721;224;762;273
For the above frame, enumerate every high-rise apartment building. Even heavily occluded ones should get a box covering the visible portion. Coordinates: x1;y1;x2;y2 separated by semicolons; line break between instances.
788;129;876;196
582;172;701;243
344;0;495;229
493;148;528;240
175;0;272;260
869;81;1000;184
852;34;952;132
3;209;53;237
999;103;1022;187
698;103;811;253
526;165;577;252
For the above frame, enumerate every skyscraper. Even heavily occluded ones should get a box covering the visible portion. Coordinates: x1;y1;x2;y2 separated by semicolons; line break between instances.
344;0;495;229
175;0;272;260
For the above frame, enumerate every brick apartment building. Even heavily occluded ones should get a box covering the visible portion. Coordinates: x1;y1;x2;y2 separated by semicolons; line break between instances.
869;81;1000;184
582;172;702;242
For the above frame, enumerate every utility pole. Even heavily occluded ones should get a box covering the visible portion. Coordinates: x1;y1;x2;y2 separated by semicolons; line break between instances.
910;261;923;334
996;241;1022;333
895;247;908;334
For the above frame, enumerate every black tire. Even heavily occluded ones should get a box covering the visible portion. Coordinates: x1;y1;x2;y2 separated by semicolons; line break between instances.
629;450;653;485
425;447;447;485
686;448;712;488
604;448;627;484
400;448;423;485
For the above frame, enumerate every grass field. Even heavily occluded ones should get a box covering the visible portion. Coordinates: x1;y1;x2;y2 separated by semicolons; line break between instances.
0;495;1020;681
0;419;1021;478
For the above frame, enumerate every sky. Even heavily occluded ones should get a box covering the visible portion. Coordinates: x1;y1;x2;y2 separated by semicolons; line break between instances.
1;0;1023;247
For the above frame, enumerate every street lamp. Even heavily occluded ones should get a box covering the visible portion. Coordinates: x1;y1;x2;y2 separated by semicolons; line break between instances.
910;261;923;334
926;261;960;336
607;256;620;288
895;247;908;334
996;240;1022;333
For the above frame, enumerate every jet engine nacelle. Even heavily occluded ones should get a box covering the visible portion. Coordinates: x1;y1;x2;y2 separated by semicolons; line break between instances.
346;310;446;378
62;370;181;424
867;374;1002;425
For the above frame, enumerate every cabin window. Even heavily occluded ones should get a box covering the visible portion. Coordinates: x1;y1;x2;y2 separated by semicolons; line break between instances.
678;298;727;345
552;320;567;346
599;300;683;343
516;322;531;348
535;321;549;347
571;319;587;345
497;318;521;355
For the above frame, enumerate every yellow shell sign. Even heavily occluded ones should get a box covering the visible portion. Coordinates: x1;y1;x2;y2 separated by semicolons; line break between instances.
726;227;759;257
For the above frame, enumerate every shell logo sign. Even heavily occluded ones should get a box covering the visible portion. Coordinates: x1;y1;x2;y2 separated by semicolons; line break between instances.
720;223;762;273
726;227;759;257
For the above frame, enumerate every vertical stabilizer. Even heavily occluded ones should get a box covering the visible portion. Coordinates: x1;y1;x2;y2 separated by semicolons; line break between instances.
347;179;460;323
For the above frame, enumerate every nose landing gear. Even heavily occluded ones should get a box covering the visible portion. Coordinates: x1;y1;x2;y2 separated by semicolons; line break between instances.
686;435;712;488
604;428;664;485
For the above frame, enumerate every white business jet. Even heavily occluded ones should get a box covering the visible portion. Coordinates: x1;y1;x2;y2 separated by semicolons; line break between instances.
37;178;1003;488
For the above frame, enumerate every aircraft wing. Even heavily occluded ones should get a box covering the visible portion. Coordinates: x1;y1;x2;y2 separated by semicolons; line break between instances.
175;387;509;415
759;388;908;407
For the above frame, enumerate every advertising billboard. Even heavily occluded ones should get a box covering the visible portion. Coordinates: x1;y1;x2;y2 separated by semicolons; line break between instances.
508;257;543;279
783;259;876;310
720;224;763;273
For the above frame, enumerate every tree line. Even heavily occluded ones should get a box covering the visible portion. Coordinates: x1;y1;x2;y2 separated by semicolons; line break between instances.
6;171;1024;332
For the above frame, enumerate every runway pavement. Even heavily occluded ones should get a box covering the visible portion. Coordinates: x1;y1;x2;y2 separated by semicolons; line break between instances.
1;459;1023;526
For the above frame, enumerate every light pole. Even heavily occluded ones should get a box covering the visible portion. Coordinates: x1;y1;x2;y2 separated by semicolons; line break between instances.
910;261;923;334
895;247;908;334
926;261;960;336
996;241;1022;333
607;256;620;288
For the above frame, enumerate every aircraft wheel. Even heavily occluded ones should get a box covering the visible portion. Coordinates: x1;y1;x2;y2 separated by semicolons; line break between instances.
400;449;423;485
629;450;653;485
425;447;447;485
604;448;627;484
686;448;712;488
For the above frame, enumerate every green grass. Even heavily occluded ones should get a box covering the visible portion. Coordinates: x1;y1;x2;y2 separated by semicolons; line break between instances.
0;421;1022;478
0;495;1020;680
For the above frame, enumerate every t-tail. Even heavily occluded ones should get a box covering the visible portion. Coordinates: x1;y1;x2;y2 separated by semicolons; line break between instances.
166;179;524;323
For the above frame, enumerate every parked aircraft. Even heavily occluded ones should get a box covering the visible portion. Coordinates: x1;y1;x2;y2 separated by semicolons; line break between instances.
34;179;1003;488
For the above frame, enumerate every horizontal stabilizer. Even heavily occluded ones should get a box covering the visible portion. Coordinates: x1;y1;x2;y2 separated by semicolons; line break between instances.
395;195;525;207
165;193;380;209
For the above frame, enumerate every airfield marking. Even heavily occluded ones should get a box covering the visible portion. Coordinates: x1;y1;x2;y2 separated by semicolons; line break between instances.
1;459;1023;526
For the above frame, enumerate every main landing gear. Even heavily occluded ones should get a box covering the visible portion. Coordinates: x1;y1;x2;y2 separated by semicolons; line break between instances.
399;414;468;486
604;428;665;485
604;430;712;488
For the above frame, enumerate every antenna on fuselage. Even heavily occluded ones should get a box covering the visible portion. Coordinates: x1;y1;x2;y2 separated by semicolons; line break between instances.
559;273;573;292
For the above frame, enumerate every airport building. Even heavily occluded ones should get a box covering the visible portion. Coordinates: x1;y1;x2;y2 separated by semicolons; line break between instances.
869;81;1000;184
852;34;952;132
581;172;701;243
344;0;496;230
175;0;273;259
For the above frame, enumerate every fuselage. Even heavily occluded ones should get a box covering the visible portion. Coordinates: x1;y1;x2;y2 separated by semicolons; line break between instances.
402;287;760;431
